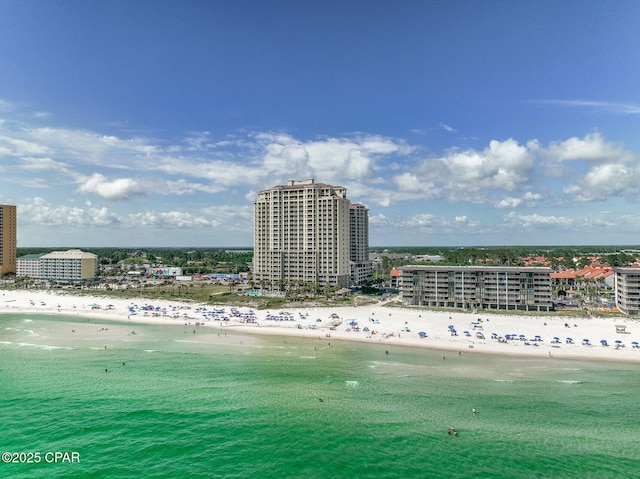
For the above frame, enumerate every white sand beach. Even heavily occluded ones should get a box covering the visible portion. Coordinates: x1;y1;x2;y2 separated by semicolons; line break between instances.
2;289;639;362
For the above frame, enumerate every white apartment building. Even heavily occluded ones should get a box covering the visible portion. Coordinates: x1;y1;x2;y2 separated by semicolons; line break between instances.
16;253;44;277
400;265;553;312
614;267;640;315
254;179;370;290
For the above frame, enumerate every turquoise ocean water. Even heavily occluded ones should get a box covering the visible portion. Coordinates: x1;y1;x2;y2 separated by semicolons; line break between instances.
1;313;640;479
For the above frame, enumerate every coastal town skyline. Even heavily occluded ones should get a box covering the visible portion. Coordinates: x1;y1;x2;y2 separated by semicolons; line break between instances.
2;2;640;247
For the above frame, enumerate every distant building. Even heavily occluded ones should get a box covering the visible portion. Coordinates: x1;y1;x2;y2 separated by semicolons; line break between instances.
150;267;183;277
0;204;17;276
39;249;98;282
389;267;402;288
614;267;640;315
253;178;371;291
400;265;553;312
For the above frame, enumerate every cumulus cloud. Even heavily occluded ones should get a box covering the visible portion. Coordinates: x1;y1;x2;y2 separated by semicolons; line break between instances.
255;132;410;184
18;197;121;228
564;163;640;201
17;197;230;231
404;138;534;204
495;197;522;209
546;132;633;162
76;173;146;200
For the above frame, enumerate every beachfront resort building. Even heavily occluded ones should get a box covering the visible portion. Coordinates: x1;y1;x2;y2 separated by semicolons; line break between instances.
253;178;372;291
0;204;17;276
399;265;554;312
614;267;640;315
349;203;373;285
17;249;98;282
16;253;44;278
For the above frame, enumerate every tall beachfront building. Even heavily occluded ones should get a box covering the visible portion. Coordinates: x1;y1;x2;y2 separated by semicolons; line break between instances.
349;203;373;284
0;204;17;276
254;179;371;291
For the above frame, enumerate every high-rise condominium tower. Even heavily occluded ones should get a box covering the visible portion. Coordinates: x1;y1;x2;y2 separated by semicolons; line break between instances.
349;203;373;284
0;204;17;276
254;179;370;291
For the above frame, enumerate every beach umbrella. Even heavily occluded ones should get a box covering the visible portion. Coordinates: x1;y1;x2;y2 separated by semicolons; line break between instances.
600;340;608;345
632;341;639;345
615;340;622;344
553;337;560;341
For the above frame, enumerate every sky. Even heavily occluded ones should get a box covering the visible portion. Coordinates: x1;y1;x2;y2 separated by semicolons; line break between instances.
1;0;640;248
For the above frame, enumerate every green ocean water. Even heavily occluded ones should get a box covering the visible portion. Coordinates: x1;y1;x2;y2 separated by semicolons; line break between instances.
1;314;640;479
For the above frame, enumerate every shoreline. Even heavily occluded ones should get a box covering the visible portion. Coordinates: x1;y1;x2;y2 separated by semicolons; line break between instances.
2;289;640;363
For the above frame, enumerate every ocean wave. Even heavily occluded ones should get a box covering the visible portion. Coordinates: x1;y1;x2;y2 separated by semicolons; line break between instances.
0;341;72;350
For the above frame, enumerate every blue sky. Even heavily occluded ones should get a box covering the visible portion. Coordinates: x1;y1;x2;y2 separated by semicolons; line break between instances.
2;0;640;247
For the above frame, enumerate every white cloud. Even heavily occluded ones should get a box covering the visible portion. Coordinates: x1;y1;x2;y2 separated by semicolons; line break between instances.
503;211;571;228
546;132;633;162
495;197;522;209
540;100;640;115
76;173;146;201
20;157;71;172
564;163;639;201
18;197;121;228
